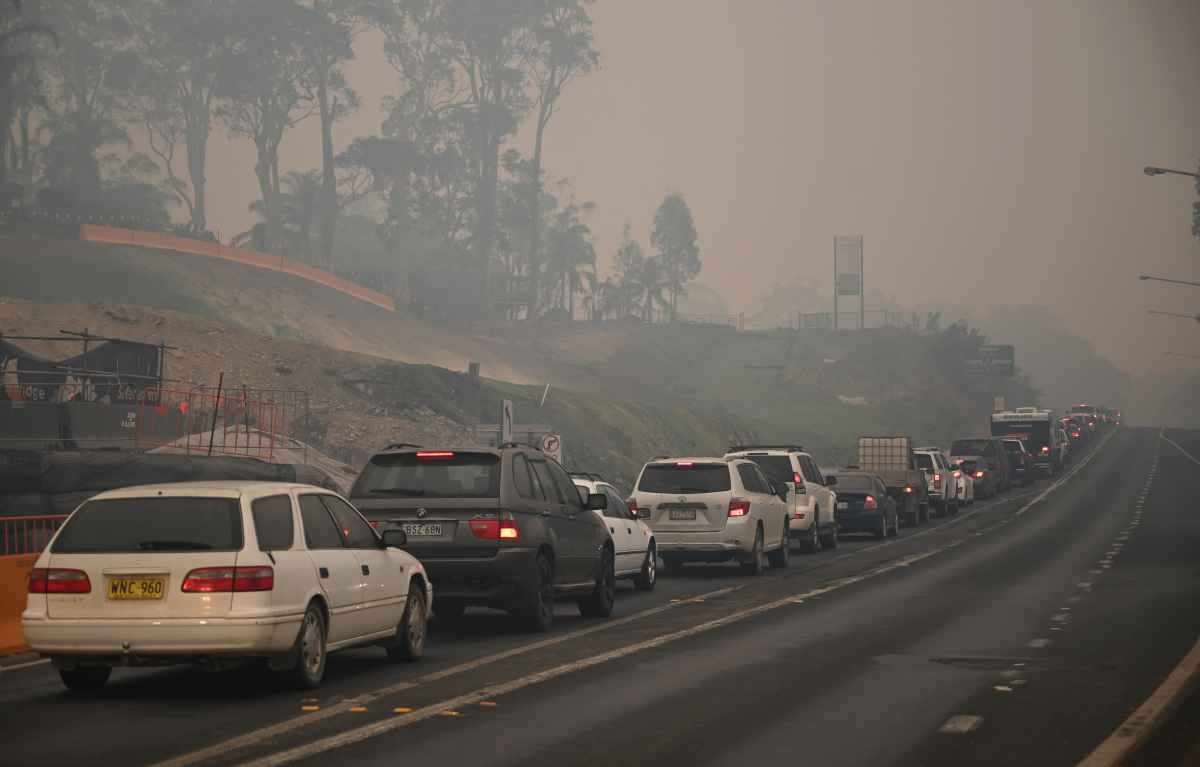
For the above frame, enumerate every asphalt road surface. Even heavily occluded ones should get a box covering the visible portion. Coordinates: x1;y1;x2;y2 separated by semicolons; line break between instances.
3;426;1198;767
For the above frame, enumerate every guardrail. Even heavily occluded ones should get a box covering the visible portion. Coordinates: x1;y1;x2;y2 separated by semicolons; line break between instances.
79;224;396;312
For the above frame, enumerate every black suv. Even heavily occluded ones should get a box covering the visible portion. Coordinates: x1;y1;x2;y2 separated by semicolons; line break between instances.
349;444;615;632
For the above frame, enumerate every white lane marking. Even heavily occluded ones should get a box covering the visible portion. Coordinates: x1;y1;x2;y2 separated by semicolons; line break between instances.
1077;635;1200;767
233;437;1121;767
1;658;50;672
939;715;984;734
1028;638;1051;648
147;583;744;767
994;685;1013;693
1160;433;1200;466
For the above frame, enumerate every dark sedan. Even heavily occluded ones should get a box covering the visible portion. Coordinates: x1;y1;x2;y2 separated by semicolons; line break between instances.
834;471;899;539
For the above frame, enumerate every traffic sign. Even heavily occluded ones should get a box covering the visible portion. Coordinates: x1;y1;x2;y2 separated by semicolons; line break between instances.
541;433;562;462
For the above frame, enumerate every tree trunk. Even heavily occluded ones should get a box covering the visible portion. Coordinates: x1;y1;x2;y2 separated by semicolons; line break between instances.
527;107;548;319
186;123;208;232
317;70;337;271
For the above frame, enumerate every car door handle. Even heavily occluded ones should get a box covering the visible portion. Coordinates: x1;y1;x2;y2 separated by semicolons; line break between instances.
361;564;370;576
319;567;329;579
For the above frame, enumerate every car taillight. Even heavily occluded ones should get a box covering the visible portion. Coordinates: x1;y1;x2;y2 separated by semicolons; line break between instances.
415;451;454;460
728;499;751;518
864;495;878;510
933;473;942;489
28;568;91;594
469;516;520;541
182;566;274;593
975;471;985;479
904;485;913;494
1040;445;1050;454
953;470;962;478
626;498;638;516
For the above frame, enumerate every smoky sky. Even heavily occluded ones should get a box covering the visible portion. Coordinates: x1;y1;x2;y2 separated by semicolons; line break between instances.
202;0;1200;375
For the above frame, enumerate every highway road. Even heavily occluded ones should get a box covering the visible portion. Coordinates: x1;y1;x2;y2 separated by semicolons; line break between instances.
3;426;1198;767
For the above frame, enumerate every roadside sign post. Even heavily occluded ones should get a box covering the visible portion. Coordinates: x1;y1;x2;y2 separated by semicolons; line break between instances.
540;433;563;463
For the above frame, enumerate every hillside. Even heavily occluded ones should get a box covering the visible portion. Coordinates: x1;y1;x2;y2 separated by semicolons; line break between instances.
1;237;1039;479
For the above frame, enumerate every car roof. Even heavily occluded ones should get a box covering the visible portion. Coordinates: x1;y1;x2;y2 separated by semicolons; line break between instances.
646;456;735;465
374;445;504;456
86;481;328;501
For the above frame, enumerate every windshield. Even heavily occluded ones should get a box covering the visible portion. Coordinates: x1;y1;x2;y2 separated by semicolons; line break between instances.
833;475;877;493
951;439;991;455
352;453;501;498
52;498;242;554
637;464;731;494
913;454;934;470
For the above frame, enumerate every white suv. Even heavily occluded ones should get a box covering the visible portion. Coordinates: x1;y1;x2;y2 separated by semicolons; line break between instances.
23;481;432;691
914;447;959;517
724;445;838;552
570;473;656;590
630;457;790;575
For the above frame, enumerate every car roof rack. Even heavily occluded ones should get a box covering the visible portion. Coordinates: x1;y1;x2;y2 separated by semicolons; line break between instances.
383;442;423;451
727;444;805;453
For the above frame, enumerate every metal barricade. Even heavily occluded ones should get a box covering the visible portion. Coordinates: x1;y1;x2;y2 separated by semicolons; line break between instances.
1;514;68;557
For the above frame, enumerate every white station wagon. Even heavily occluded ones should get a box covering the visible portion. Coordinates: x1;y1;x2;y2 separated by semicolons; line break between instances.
22;481;432;691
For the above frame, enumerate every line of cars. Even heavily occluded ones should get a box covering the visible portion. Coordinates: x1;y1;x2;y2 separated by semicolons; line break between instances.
22;407;1118;691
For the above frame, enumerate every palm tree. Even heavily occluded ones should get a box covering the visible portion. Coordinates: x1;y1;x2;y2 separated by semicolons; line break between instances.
233;170;322;262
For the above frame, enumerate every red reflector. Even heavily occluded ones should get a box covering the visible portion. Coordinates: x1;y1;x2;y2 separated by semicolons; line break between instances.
728;499;751;517
864;495;878;510
182;566;274;593
416;451;455;459
28;568;91;594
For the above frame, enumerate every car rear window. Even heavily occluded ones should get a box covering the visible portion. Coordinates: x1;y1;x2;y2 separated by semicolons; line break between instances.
951;439;991;455
352;452;501;498
914;454;934;470
742;455;794;484
834;475;877;493
637;464;731;494
52;497;243;554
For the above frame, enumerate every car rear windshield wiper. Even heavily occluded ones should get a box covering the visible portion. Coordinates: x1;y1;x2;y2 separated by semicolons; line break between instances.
369;488;428;496
673;487;713;494
137;540;214;551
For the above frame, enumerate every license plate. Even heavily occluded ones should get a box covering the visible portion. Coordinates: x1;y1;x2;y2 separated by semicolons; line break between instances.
669;509;697;520
107;576;166;600
837;501;848;510
401;522;443;537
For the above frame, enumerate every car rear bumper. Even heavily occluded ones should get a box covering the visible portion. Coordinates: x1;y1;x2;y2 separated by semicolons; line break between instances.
656;531;750;560
417;547;540;606
22;614;300;657
837;512;885;534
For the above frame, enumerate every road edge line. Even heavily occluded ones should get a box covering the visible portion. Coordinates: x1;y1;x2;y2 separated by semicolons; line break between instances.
1075;635;1200;767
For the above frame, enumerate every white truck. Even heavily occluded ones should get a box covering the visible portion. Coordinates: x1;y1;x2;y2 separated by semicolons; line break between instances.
991;407;1062;476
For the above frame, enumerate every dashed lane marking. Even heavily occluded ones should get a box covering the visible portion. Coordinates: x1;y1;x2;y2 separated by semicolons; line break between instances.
1028;638;1051;648
939;715;984;734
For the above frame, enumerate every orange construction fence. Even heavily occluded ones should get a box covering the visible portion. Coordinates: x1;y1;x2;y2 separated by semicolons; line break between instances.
0;515;68;654
80;224;396;312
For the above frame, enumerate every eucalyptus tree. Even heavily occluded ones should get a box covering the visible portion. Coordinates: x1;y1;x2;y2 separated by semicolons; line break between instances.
650;192;701;321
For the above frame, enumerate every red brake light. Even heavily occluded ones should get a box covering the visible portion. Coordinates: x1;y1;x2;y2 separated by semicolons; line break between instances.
975;471;984;479
933;472;942;489
792;473;807;493
864;495;878;510
953;470;961;478
728;499;751;517
1040;445;1050;453
28;568;91;594
469;516;519;541
626;498;638;516
676;461;694;467
904;485;913;494
182;566;274;593
416;451;455;460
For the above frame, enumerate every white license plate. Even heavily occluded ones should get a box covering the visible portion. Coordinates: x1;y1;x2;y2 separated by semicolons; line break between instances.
837;501;848;510
401;522;443;537
669;508;697;521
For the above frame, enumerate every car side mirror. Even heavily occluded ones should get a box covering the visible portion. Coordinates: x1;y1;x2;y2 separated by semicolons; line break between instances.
586;492;608;511
382;529;408;548
824;475;838;486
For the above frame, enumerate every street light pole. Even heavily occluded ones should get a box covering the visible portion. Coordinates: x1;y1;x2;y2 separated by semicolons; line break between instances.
1144;165;1200;180
1139;274;1200;289
1147;309;1200;323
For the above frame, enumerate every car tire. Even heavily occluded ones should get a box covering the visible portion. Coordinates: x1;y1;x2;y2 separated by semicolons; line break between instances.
59;666;110;692
891;512;901;537
768;522;790;568
874;513;887;540
743;525;766;575
579;547;616;618
289;602;327;689
386;587;427;662
634;543;657;590
821;523;838;550
522;554;555;633
433;600;467;620
805;510;823;553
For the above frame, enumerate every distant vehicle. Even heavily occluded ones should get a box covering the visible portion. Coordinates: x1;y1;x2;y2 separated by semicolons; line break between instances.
949;437;1012;498
954;462;975;506
1001;438;1035;486
23;482;431;691
1059;416;1083;444
630;457;790;575
830;471;898;539
1068;404;1100;433
570;473;656;590
350;445;615;632
855;436;930;525
724;445;839;552
1055;426;1072;465
992;407;1063;476
914;447;959;517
